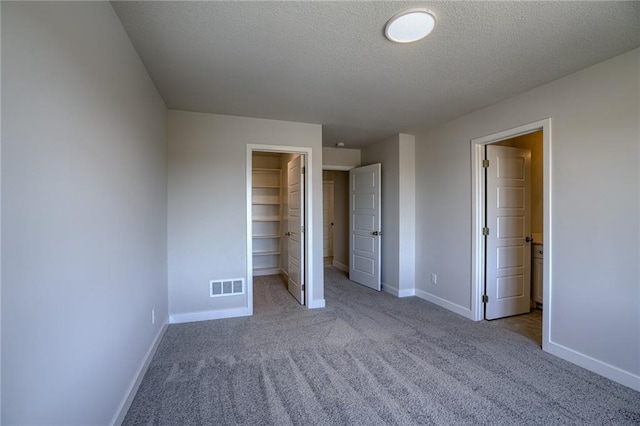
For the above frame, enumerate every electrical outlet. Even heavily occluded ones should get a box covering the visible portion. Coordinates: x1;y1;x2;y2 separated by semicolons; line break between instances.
431;273;437;284
151;308;155;325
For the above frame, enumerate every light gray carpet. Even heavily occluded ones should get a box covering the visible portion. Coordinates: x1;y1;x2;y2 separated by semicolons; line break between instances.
123;267;640;425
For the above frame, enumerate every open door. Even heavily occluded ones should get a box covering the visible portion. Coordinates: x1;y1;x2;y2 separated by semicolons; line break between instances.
349;163;381;291
485;145;532;319
287;155;305;304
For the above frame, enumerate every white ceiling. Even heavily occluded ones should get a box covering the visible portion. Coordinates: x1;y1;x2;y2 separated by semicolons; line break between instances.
112;1;640;148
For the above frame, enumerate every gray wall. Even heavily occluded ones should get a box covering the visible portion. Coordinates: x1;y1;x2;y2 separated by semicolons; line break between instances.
414;48;639;386
2;2;168;424
167;110;324;319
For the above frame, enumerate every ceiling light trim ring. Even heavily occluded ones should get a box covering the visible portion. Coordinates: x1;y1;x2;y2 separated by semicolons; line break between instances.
385;8;437;44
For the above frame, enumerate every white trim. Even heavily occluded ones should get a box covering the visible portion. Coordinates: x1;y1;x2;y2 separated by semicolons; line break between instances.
546;341;640;392
247;144;315;310
398;288;416;298
111;322;168;426
322;165;354;171
308;298;326;309
381;282;398;296
415;290;474;320
381;282;416;298
169;307;251;324
332;260;349;272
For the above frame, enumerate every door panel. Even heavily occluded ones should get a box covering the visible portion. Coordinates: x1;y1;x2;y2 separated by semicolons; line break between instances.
287;155;305;304
485;145;531;319
349;164;381;291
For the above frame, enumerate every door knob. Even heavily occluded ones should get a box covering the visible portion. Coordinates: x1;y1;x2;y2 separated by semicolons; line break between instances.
285;231;291;236
372;231;382;236
525;236;534;243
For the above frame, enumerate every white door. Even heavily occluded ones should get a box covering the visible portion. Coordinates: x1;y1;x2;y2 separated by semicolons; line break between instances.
485;145;532;319
287;155;305;304
349;164;381;291
323;181;334;258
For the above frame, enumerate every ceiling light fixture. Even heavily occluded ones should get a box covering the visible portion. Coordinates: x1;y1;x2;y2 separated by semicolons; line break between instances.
335;142;345;148
385;8;436;44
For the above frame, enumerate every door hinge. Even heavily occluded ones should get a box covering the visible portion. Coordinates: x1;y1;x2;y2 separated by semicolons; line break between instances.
301;225;305;233
302;284;305;292
482;295;489;303
302;166;306;174
482;227;490;236
482;159;489;168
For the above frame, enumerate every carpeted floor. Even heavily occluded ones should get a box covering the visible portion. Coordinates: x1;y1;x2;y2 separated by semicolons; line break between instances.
123;267;640;425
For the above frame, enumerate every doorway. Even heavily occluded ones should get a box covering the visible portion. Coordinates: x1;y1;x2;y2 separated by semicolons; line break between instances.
323;180;334;264
471;119;551;350
322;170;350;272
247;145;314;313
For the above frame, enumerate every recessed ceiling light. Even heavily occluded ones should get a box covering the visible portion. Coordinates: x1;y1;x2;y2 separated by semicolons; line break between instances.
385;8;436;44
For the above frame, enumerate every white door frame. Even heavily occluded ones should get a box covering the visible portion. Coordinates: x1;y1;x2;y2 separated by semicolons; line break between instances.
247;144;314;313
470;119;552;351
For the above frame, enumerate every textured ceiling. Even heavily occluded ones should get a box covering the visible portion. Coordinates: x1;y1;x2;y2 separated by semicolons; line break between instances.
112;1;640;148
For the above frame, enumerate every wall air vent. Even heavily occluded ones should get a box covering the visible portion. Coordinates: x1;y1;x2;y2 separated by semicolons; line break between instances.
210;278;244;297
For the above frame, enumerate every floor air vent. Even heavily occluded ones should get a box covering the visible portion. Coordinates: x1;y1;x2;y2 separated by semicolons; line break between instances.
210;278;244;297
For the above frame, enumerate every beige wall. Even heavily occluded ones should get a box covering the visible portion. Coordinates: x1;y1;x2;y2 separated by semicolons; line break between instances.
322;147;361;168
414;48;639;387
494;130;543;236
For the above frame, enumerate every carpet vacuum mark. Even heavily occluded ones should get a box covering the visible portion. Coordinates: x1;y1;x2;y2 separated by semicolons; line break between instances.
124;268;640;425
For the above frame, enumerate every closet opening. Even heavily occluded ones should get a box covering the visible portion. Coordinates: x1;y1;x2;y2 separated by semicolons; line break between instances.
247;146;313;311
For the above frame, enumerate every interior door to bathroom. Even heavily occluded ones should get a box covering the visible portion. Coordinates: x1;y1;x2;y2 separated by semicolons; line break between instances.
485;145;532;319
349;163;381;291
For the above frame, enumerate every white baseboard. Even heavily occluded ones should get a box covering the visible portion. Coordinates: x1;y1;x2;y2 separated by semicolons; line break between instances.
169;307;251;324
381;282;398;296
308;298;326;309
381;282;415;298
415;289;474;320
398;288;416;298
111;322;168;426
332;260;348;272
546;340;640;392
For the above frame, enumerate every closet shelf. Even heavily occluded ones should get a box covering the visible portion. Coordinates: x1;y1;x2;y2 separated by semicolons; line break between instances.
253;216;280;222
252;155;282;275
253;250;281;256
